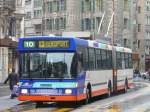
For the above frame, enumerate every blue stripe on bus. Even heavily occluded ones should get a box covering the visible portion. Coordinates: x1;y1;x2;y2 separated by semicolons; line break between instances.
20;88;78;96
19;72;86;95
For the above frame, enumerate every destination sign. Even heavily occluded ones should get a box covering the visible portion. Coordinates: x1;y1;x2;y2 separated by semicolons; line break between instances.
23;40;70;48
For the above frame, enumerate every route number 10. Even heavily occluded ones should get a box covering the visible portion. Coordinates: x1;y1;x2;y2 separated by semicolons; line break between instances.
24;41;35;48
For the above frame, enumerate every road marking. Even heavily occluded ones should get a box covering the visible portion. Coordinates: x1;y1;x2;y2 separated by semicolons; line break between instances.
51;108;74;112
105;104;121;112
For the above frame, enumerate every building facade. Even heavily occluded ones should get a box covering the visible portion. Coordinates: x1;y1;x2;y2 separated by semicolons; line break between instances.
0;0;24;83
24;0;132;46
132;0;150;72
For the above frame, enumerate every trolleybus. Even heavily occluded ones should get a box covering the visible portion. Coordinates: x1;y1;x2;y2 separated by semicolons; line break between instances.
18;36;133;105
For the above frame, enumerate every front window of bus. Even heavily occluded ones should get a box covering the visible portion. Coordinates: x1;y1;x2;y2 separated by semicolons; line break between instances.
20;53;82;79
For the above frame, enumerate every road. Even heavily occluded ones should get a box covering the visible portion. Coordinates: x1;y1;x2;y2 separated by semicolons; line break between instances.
1;80;150;112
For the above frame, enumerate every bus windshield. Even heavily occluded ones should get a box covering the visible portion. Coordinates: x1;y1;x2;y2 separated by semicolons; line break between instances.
20;52;81;79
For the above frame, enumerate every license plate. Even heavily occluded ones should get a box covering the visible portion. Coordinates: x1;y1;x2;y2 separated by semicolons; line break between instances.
30;89;62;95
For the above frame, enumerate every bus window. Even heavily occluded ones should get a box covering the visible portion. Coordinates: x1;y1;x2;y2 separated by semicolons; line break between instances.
96;49;101;69
77;46;88;70
107;50;112;69
101;50;107;69
89;48;96;70
70;52;83;78
125;53;129;68
116;52;122;69
20;53;79;79
129;53;133;68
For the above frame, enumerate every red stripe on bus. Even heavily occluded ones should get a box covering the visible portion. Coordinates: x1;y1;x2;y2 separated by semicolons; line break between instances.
18;94;87;102
18;95;77;101
92;88;108;97
77;94;86;100
117;85;124;90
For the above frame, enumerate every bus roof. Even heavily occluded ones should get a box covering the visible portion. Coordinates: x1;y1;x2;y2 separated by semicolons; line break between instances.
18;36;132;53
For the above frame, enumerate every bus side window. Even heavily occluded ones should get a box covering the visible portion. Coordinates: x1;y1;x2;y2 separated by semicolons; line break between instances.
70;52;83;78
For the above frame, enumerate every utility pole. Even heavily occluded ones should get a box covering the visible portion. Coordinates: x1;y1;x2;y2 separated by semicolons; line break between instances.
112;0;117;93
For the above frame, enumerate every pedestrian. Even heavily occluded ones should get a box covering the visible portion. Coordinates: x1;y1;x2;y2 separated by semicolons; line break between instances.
4;68;19;99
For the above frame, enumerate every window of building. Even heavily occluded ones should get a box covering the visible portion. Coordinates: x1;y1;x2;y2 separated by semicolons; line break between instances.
81;19;84;31
35;24;41;34
25;0;31;5
60;0;66;11
138;6;141;13
147;16;150;25
85;18;91;30
81;1;84;12
96;17;101;30
60;17;66;30
137;40;140;48
34;10;42;18
96;0;103;11
92;18;95;30
124;18;128;29
25;12;31;19
16;0;22;6
92;0;95;12
138;24;141;32
147;31;150;39
55;18;59;30
82;0;91;12
47;19;53;30
34;0;42;8
124;0;128;11
53;0;58;12
146;1;150;11
47;2;53;13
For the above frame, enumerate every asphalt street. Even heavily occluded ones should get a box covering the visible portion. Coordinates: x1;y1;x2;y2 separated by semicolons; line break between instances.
0;79;150;112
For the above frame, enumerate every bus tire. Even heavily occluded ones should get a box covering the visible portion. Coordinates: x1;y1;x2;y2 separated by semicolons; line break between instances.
124;78;128;93
108;80;112;97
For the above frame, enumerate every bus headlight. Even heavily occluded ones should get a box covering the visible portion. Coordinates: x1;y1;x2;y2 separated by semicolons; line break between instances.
65;89;72;94
21;89;28;94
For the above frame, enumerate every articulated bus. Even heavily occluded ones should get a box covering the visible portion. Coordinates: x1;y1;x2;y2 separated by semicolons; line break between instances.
18;36;133;105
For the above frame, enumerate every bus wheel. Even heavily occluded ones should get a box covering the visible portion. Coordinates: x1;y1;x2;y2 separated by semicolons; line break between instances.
36;101;43;108
84;88;91;104
124;79;128;93
108;81;112;97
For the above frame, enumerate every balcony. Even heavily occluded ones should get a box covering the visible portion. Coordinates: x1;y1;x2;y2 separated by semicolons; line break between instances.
32;18;42;25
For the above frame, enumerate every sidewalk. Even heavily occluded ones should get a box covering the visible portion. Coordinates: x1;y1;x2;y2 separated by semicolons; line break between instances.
0;96;22;111
0;83;10;97
0;84;28;111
